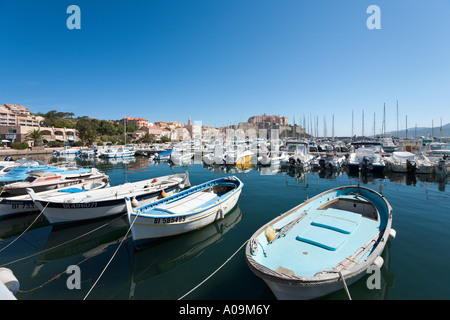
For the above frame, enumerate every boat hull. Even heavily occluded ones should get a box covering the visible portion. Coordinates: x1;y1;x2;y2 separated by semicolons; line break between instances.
0;199;37;218
128;177;243;245
130;188;242;245
260;270;366;300
35;184;180;225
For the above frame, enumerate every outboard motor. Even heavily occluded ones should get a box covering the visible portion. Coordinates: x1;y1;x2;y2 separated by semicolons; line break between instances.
406;159;417;174
361;156;370;172
319;159;326;169
289;157;296;167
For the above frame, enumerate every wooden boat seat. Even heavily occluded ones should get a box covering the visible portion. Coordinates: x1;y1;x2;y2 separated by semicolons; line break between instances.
311;208;362;234
296;227;346;251
296;208;362;251
156;191;218;215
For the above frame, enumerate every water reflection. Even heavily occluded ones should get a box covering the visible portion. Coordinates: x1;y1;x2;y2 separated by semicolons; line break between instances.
129;205;242;299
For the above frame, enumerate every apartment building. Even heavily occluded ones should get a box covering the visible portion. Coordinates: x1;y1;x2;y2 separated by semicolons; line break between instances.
0;104;78;145
120;116;149;129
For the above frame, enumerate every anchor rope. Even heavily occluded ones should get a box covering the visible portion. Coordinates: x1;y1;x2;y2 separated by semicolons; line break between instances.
83;206;138;300
178;239;248;300
338;271;352;300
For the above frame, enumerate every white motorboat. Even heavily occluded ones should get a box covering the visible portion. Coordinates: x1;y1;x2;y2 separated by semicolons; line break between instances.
380;137;398;153
102;146;135;158
27;172;189;225
170;151;194;164
312;151;346;170
52;146;82;157
2;168;106;196
281;141;314;168
258;151;289;166
347;142;385;173
385;151;418;173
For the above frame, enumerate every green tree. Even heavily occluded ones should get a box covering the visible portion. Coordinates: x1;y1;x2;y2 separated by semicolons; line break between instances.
98;120;117;136
160;136;171;143
25;129;44;146
76;118;99;145
140;133;156;143
125;123;137;132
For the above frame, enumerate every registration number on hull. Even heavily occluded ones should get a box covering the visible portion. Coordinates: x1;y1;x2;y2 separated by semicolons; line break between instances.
63;203;98;209
153;216;186;224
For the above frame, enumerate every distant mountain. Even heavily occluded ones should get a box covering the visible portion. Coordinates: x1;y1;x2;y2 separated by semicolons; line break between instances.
387;123;450;138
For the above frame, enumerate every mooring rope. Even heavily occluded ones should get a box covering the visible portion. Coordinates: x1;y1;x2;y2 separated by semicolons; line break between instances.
338;271;352;300
178;239;248;300
83;205;138;300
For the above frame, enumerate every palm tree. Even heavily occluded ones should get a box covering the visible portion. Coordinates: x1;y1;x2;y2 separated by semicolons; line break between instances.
140;133;156;144
25;129;44;146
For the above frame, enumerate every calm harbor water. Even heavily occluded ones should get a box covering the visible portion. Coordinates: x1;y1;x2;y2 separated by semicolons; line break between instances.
0;155;449;300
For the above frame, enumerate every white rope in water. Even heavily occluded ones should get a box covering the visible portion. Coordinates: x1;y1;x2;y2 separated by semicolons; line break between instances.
83;208;138;300
178;240;248;300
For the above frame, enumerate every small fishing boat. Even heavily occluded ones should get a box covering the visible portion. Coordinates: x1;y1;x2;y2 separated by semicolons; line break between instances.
245;185;395;300
0;178;109;219
27;172;189;225
2;168;106;196
126;176;243;246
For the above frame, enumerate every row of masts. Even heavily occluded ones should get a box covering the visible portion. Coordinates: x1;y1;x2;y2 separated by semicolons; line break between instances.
292;101;444;139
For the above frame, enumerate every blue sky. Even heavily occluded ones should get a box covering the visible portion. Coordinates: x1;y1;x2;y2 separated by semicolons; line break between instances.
1;0;449;136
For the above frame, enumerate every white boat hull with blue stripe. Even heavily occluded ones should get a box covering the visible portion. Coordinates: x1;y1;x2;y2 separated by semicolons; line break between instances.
245;185;395;300
126;176;243;245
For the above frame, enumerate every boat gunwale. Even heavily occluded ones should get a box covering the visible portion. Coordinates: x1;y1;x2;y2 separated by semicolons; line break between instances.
31;173;187;203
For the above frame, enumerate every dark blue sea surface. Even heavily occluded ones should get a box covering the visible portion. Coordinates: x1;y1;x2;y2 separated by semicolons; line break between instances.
0;156;449;300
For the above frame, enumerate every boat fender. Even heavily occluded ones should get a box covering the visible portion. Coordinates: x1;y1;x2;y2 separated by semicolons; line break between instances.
131;197;139;207
0;268;19;295
160;189;167;198
265;226;276;243
371;256;384;270
152;178;158;183
389;228;396;240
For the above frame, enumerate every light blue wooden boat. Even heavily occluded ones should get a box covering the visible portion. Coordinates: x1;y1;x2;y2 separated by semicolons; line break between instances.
245;185;395;300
